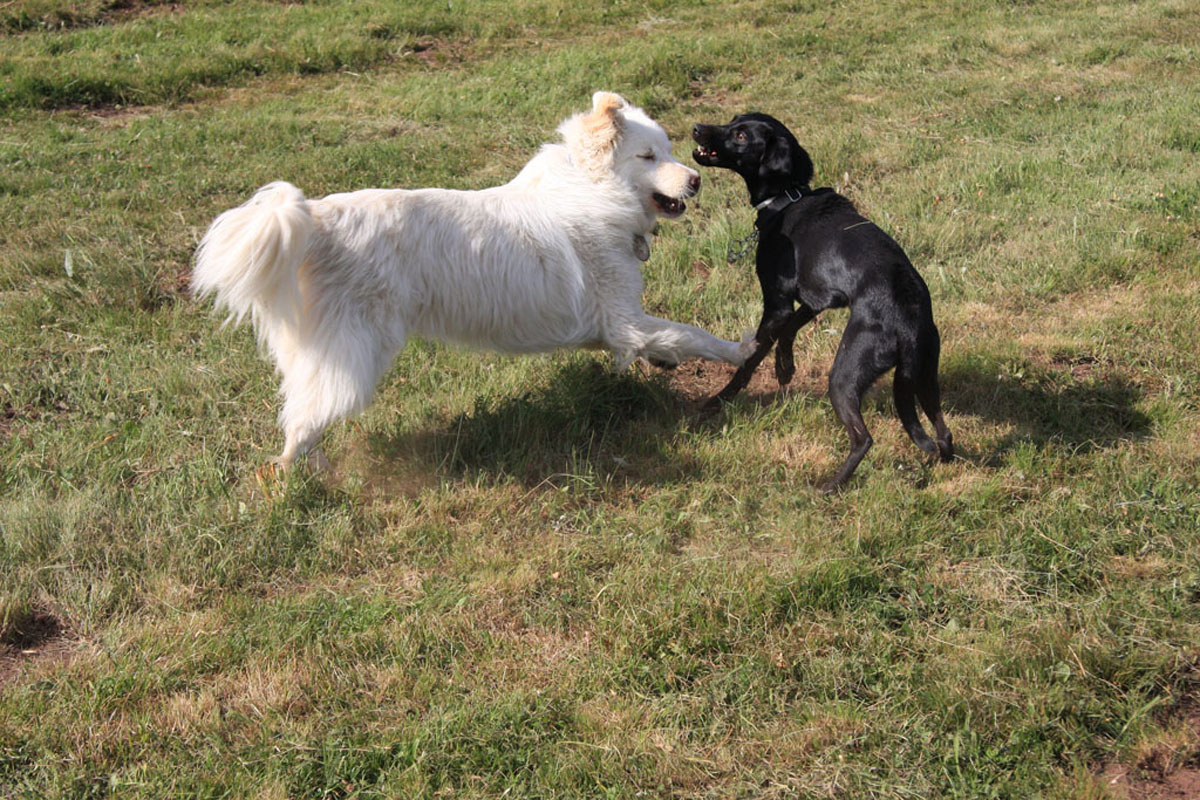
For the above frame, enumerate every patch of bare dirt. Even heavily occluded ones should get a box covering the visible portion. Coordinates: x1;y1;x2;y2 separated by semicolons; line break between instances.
78;103;156;127
1102;760;1200;800
103;0;185;22
0;610;81;686
1100;694;1200;800
402;36;470;69
0;404;25;441
1048;352;1103;381
3;1;183;33
0;400;70;442
666;357;829;409
1021;348;1110;383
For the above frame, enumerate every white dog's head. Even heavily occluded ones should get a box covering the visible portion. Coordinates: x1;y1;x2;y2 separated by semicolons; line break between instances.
559;91;701;220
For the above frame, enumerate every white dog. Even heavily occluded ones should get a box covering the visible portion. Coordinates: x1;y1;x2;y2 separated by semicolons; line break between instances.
194;92;751;468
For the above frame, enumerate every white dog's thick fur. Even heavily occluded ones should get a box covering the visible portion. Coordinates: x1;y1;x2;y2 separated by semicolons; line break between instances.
194;92;751;467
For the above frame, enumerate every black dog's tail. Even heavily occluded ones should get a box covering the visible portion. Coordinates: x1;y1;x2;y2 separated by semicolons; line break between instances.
894;326;954;462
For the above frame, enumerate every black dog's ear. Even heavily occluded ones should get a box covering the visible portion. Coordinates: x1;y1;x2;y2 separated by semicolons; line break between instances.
792;143;814;186
762;135;792;175
763;135;814;186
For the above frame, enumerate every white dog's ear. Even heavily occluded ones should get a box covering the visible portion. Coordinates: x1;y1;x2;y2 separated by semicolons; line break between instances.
590;91;628;115
560;91;628;180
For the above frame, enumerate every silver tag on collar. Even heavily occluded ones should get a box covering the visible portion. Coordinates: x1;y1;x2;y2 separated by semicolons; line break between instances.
633;234;650;262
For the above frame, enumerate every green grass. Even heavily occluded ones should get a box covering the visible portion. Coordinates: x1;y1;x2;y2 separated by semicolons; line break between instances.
3;0;1200;797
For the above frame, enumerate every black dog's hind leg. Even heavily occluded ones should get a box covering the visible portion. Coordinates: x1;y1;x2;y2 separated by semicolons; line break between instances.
917;379;954;462
894;376;939;456
894;323;953;463
895;371;955;463
773;304;816;386
821;321;893;493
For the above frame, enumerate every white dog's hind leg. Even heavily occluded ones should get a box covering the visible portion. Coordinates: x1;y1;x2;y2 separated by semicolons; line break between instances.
619;315;754;367
274;327;401;470
275;359;345;470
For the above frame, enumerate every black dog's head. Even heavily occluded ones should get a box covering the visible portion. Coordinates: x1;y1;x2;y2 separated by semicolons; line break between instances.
692;113;814;204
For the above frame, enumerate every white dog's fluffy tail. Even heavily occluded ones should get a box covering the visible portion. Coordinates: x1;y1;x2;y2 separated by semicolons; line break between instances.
193;182;313;330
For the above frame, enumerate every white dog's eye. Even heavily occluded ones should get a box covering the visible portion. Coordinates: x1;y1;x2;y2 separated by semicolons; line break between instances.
638;152;656;161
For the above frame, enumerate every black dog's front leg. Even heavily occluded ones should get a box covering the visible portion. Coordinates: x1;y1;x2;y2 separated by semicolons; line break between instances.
772;304;816;386
705;304;801;411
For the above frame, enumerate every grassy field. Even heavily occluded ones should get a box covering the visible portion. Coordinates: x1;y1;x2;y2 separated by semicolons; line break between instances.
2;0;1199;797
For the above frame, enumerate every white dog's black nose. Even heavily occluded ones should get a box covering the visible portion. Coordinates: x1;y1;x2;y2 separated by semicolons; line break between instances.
689;173;701;194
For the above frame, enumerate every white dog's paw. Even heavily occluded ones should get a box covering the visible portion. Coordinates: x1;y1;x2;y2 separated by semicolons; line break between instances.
732;329;758;365
611;350;637;373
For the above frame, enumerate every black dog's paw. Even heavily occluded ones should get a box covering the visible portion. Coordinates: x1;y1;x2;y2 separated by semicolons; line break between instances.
774;359;795;386
819;478;847;496
699;395;724;416
915;438;940;458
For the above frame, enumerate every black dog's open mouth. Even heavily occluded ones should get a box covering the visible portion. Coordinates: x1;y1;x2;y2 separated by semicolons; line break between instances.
652;193;686;217
692;145;720;164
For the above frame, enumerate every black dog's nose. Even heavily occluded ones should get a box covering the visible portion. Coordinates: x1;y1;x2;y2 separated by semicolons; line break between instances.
692;124;702;140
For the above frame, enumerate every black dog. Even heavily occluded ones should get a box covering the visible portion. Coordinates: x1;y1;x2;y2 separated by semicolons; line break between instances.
692;113;952;492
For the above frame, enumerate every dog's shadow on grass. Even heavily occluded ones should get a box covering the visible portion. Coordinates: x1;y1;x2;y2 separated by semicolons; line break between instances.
661;351;1153;471
361;360;699;491
939;355;1154;465
350;350;1152;492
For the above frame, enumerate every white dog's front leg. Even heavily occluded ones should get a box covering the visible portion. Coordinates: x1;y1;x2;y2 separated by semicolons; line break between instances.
619;314;755;367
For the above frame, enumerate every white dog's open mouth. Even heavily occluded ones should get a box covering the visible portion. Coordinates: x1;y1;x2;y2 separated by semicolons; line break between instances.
652;192;686;217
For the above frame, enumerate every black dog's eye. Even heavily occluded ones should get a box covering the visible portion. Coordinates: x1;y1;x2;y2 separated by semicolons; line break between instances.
734;130;747;143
